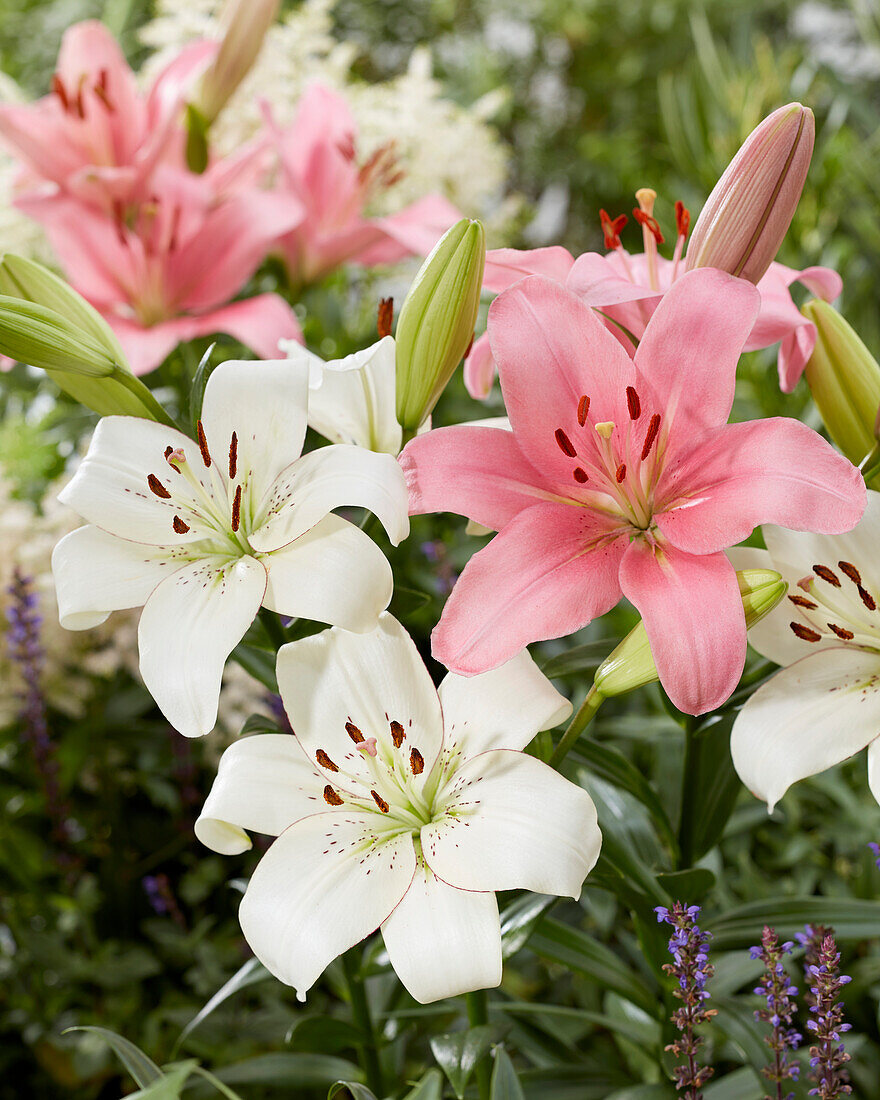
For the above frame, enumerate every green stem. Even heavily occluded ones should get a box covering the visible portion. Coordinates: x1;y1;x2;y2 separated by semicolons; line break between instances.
677;718;699;870
341;950;384;1097
258;607;287;651
465;990;491;1100
548;684;605;768
112;367;178;428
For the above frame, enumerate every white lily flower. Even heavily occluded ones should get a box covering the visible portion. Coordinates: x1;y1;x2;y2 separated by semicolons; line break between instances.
730;489;880;811
51;358;409;738
281;335;403;455
196;613;601;1004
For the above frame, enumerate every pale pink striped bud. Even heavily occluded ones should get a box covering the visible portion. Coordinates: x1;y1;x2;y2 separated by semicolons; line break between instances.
686;103;814;285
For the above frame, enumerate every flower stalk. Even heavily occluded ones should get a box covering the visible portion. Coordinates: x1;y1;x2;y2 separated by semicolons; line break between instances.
750;926;801;1099
797;928;852;1098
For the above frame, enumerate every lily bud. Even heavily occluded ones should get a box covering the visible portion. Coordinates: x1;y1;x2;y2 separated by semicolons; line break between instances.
594;569;787;698
395;218;485;433
686;103;814;285
193;0;279;126
801;299;880;486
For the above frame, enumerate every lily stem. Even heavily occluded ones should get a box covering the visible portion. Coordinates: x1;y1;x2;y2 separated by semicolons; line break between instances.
465;989;491;1100
677;717;700;870
341;949;384;1097
257;607;287;652
548;684;606;768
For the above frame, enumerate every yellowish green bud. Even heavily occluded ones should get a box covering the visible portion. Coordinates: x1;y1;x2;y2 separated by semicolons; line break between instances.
395;218;485;432
801;299;880;488
593;569;787;697
194;0;279;126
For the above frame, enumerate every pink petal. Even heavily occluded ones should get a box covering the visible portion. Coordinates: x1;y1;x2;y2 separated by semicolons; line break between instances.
105;315;192;375
633;268;760;434
0;103;84;186
358;193;462;266
431;502;626;675
463;332;496;399
655;418;867;555
400;425;554;531
619;539;745;714
776;322;817;393
774;261;842;301
488;275;637;490
565;251;663;309
483;246;575;294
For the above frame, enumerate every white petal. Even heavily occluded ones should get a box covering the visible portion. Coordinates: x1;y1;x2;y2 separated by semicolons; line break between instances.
868;739;880;807
423;750;601;898
199;357;309;504
138;555;267;737
731;647;880;812
438;649;571;754
275;613;444;790
58;416;212;545
239;812;417;1000
381;860;501;1004
249;444;409;553
307;337;402;455
196;734;325;855
262;514;391;632
52;525;186;629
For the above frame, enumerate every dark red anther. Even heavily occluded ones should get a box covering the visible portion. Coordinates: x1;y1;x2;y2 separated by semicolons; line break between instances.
316;749;338;772
93;69;113;111
615;463;627;483
409;747;424;775
228;432;238;480
370;789;390;813
675;200;690;239
196;419;212;467
345;721;364;744
51;73;69;112
626;386;641;420
167;204;182;253
172;515;190;534
554;428;577;458
828;622;855;640
231;485;242;532
632;208;665;244
788;594;818;610
640;413;661;461
838;561;862;585
600;209;628;250
164;446;174;459
336;132;356;161
859;585;877;611
390;720;405;747
323;785;343;806
577;395;590;426
147;473;171;499
573;467;589;483
377;297;393;339
790;622;822;642
812;564;841;588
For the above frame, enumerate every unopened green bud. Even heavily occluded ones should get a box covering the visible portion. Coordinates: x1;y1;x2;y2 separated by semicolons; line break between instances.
395;218;485;432
594;569;787;698
194;0;279;127
0;296;116;377
802;299;880;487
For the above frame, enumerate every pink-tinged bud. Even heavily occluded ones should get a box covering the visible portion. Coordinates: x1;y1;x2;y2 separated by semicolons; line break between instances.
685;103;814;285
194;0;279;125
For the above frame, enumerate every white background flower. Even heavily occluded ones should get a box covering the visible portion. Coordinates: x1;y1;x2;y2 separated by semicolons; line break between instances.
196;613;601;1003
52;358;408;737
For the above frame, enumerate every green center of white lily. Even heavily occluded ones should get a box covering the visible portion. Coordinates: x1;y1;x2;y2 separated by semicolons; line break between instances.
787;557;880;651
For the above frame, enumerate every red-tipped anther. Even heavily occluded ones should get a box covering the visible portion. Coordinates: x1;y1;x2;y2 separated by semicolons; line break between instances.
231;485;242;532
600;209;628;250
859;585;877;611
390;720;405;748
172;515;190;534
377;297;393;339
788;594;818;610
640;413;661;461
828;623;855;640
228;432;238;480
675;201;691;239
626;386;641;420
336;133;356;161
615;463;627;483
147;473;171;499
790;622;821;642
812;564;841;588
316;749;338;772
838;561;862;585
554;428;577;457
345;721;364;744
323;785;344;806
51;74;70;112
409;747;424;775
573;467;589;483
196;420;212;467
577;395;590;426
93;68;113;111
370;789;390;813
632;208;664;244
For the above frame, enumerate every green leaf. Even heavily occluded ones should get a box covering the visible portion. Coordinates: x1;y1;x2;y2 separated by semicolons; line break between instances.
175;957;269;1053
605;1087;675;1100
188;342;217;429
63;1025;163;1088
678;714;741;863
129;1062;197;1099
499;1001;657;1047
655;867;716;901
402;1068;444;1100
289;1016;364;1054
539;640;616;679
239;713;284;736
490;1047;525;1100
230;643;278;691
388;585;432;620
185;1054;364;1096
712;999;769;1068
711;897;880;949
430;1026;495;1100
701;1065;764;1099
327;1083;379;1100
500;893;556;959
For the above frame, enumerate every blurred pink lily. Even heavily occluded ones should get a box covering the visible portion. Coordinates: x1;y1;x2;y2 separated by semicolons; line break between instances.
19;168;304;374
265;84;461;285
0;20;213;212
402;269;865;714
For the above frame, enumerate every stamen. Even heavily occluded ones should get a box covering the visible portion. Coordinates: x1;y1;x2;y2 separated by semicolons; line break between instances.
577;395;590;426
409;747;424;775
172;516;190;534
626;386;641;420
599;209;628;250
323;785;344;806
838;561;862;585
632;208;665;244
196;420;212;467
51;73;69;112
595;421;615;439
790;622;822;642
573;467;589;483
316;749;338;772
228;432;238;480
377;297;393;339
231;485;242;532
147;474;171;499
788;594;818;610
615;463;627;483
812;564;841;588
640;414;661;460
357;737;378;758
675;201;690;239
859;585;877;612
164;446;174;458
554;428;577;457
828;623;855;640
390;720;405;748
345;721;364;744
370;789;390;813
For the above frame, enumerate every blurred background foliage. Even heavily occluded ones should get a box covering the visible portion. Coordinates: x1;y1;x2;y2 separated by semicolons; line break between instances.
2;0;880;1098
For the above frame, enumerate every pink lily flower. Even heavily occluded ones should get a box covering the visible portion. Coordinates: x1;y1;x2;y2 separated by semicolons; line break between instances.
18;168;304;374
265;84;461;285
0;20;213;213
402;268;865;714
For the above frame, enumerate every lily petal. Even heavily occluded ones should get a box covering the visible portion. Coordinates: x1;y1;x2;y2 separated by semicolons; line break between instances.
239;812;417;1000
196;734;325;855
463;332;497;400
731;647;880;811
138;554;267;737
619;539;745;715
483;246;575;293
423;749;601;897
381;861;501;1004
